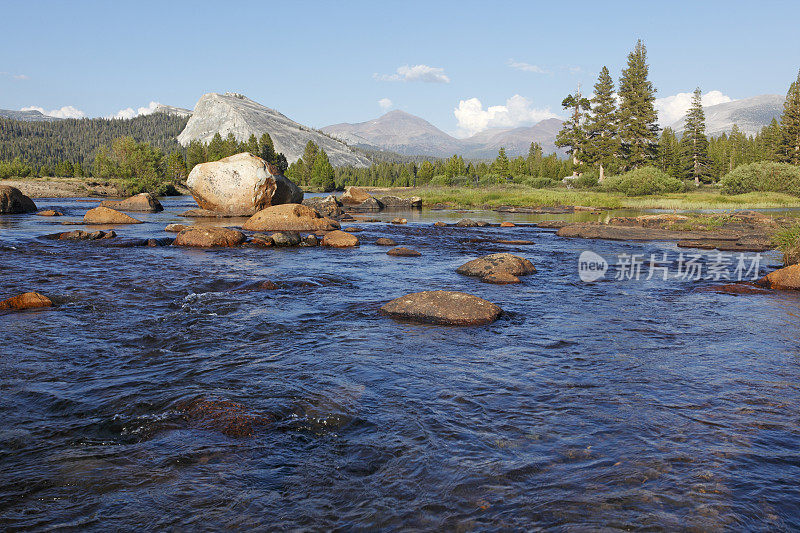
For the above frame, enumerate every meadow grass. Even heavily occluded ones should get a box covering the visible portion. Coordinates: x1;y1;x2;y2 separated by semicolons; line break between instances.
390;185;800;211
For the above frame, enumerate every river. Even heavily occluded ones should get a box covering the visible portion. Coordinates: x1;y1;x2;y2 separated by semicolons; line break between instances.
1;196;799;530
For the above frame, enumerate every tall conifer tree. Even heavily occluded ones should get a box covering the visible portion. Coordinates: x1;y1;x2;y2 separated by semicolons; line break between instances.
618;40;659;169
681;88;711;185
779;69;800;164
583;66;619;181
555;88;591;174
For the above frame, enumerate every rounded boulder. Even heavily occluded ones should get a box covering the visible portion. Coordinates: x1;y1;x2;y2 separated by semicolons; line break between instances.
322;230;359;248
242;203;340;232
0;185;37;214
173;227;246;247
379;291;502;326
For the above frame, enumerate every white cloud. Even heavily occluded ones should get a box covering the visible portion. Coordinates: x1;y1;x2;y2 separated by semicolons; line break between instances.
1;72;28;80
111;101;162;119
378;98;393;111
374;64;450;83
507;59;548;74
655;90;734;126
21;105;86;119
453;94;559;137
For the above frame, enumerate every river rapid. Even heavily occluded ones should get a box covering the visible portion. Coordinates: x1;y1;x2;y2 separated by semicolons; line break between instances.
1;196;799;530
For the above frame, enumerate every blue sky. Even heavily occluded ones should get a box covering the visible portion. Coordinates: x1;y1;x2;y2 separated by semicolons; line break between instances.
2;0;799;137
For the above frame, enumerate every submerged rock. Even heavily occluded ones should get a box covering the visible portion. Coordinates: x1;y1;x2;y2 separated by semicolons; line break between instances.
457;253;536;280
101;192;163;212
186;152;302;216
0;291;52;311
53;229;117;241
390;217;407;225
242;203;339;232
500;221;515;227
83;206;142;225
380;290;502;326
387;247;421;257
0;185;37;214
176;397;272;438
173;227;246;247
36;209;63;217
321;230;359;248
757;264;800;290
270;232;302;247
165;223;188;233
455;219;488;227
375;237;397;246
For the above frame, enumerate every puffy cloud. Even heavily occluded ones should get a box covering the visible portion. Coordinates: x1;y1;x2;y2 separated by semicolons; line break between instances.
111;101;162;119
378;98;393;111
374;64;450;83
453;94;559;137
507;59;548;74
655;90;734;126
21;105;85;119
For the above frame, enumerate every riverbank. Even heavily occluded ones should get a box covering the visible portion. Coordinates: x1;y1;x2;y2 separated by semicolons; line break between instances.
379;185;800;211
0;177;192;199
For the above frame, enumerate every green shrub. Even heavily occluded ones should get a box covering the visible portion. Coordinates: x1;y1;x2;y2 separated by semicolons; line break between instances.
601;166;685;196
524;177;555;189
720;162;800;195
572;172;599;189
428;174;453;187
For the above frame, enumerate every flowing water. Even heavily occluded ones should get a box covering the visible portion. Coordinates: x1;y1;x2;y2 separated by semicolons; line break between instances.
1;196;799;530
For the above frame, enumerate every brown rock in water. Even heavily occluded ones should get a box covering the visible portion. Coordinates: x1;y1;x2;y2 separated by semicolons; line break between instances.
375;237;397;246
482;271;521;284
757;264;800;290
321;230;359;248
456;219;489;227
433;221;447;227
270;232;302;247
696;283;772;295
259;281;279;290
176;397;272;438
457;253;536;279
387;246;421;257
302;195;344;218
242;204;339;232
380;290;502;326
0;291;52;311
165;223;188;233
342;226;364;232
500;221;515;227
390;217;407;225
351;197;383;211
173;227;246;247
0;185;37;214
186;152;302;216
83;206;142;225
302;234;319;247
101;192;163;212
340;186;373;205
56;229;116;240
378;196;422;209
495;239;535;245
36;209;63;217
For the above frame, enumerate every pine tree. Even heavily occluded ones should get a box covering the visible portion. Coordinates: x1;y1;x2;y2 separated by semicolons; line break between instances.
301;141;319;184
681;88;711;185
311;149;335;191
246;134;259;156
165;151;187;181
617;40;659;169
259;132;276;164
555;88;591;174
779;69;800;164
583;66;619;181
657;128;681;177
206;133;225;161
493;147;510;179
186;140;207;171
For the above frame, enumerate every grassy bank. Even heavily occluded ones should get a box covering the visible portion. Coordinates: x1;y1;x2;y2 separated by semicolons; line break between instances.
384;185;800;211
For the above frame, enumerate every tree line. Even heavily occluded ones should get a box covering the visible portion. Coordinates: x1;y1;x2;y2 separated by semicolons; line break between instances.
555;40;800;185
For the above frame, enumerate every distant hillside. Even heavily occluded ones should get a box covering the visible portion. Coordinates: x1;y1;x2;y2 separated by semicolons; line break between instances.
670;94;785;136
323;111;564;159
0;109;63;122
0;113;189;167
321;110;462;157
152;104;192;118
178;92;370;167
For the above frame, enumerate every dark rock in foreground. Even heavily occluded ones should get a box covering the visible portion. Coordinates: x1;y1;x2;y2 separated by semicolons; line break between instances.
380;290;502;326
0;291;52;311
0;185;37;214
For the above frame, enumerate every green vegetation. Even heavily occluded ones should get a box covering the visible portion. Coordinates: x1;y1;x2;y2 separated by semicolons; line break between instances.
720;161;800;195
186;132;288;174
772;223;800;265
780;70;800;164
681;88;711;185
93;136;185;195
601;166;685;196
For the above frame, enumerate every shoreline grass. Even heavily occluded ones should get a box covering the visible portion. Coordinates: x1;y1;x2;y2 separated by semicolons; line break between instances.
386;185;800;211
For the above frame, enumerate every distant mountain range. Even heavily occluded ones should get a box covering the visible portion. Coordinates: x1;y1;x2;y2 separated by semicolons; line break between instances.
177;92;371;167
669;94;785;136
0;109;63;122
321;111;564;159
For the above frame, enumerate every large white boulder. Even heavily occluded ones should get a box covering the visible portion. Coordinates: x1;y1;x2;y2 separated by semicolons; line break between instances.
186;153;303;215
